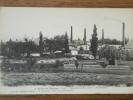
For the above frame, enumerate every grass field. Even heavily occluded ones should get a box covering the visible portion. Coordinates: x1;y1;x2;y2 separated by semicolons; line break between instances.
1;60;133;87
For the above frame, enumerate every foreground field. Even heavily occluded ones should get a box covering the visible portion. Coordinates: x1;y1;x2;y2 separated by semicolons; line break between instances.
1;64;133;87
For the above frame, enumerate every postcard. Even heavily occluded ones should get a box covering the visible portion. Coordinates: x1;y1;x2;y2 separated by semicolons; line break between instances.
0;7;133;94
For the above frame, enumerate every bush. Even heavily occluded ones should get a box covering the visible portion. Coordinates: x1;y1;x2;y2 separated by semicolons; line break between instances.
98;45;125;64
97;61;107;68
109;59;115;65
27;56;37;66
55;60;64;68
126;83;133;87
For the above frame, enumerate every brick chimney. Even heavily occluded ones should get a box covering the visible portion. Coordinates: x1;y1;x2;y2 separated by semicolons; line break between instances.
71;26;73;43
102;29;104;45
122;23;125;48
84;28;86;45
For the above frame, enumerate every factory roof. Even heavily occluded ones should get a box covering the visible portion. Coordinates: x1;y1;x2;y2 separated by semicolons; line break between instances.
33;38;39;45
125;41;133;49
30;53;40;57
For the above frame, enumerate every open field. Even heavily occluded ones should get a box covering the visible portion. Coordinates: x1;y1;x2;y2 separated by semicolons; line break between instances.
1;70;133;87
1;60;133;87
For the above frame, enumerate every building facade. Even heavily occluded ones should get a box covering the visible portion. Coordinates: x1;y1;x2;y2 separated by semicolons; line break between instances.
125;41;133;59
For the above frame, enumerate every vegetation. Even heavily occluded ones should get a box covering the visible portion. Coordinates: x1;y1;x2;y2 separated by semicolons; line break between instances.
98;38;121;45
98;45;125;64
27;56;37;66
79;46;84;51
90;24;98;59
55;60;64;68
98;37;129;45
26;56;37;72
0;24;132;87
54;34;65;40
65;32;70;53
44;39;64;51
39;32;44;57
0;32;67;58
0;38;38;58
98;45;124;60
99;62;107;69
2;61;133;86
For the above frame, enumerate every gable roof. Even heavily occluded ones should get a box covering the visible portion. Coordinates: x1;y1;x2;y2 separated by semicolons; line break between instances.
125;41;133;49
34;38;39;45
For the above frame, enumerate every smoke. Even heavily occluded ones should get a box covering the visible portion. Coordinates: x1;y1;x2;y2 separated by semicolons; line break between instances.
96;15;123;23
103;16;123;23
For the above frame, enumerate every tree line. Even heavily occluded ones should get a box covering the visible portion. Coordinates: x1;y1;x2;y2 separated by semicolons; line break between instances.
0;39;39;58
0;24;129;61
0;32;70;58
98;38;129;45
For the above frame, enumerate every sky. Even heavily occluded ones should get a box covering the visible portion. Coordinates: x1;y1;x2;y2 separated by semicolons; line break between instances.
0;7;133;42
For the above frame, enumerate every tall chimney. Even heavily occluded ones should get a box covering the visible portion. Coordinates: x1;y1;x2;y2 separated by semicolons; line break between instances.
71;26;73;43
122;23;125;48
84;28;86;45
102;29;104;45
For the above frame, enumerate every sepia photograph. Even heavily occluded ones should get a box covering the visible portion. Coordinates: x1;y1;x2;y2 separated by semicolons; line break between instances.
0;7;133;94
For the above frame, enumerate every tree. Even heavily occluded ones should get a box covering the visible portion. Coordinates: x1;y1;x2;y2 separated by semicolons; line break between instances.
80;46;83;51
44;39;63;52
24;37;38;57
50;49;54;58
1;37;38;58
98;45;125;65
54;35;61;40
90;24;98;59
54;34;65;40
125;37;129;45
65;31;70;53
125;51;130;60
39;32;44;57
78;37;81;41
61;34;65;40
98;38;122;45
26;56;37;72
4;39;15;58
0;40;4;56
55;60;64;68
111;39;121;44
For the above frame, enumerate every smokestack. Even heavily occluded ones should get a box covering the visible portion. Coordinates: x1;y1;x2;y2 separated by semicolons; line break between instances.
102;29;104;45
122;23;125;48
84;28;86;45
71;26;73;43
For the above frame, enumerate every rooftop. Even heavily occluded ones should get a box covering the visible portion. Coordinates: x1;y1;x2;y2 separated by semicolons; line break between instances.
125;41;133;49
